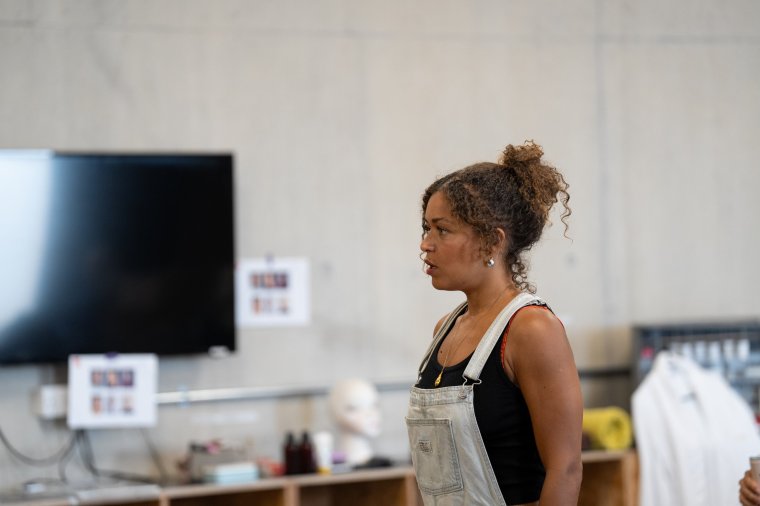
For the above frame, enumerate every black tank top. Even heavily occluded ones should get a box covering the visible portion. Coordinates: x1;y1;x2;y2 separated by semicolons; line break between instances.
415;305;547;504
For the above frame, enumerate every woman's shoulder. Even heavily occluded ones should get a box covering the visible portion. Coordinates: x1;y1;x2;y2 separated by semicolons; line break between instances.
505;302;575;384
508;303;565;345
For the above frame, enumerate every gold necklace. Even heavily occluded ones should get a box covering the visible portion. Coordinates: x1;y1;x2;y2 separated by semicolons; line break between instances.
434;287;510;387
434;321;468;387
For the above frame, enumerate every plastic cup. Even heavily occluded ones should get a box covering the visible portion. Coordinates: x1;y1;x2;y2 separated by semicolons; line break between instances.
750;456;760;483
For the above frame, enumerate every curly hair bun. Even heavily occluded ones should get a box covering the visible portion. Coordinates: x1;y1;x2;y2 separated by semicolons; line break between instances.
497;139;570;237
499;140;544;165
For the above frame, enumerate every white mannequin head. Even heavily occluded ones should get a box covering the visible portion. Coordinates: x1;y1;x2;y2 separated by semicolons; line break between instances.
328;378;381;438
328;379;381;465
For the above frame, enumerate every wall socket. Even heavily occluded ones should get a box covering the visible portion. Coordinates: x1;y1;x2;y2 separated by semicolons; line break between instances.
32;384;68;420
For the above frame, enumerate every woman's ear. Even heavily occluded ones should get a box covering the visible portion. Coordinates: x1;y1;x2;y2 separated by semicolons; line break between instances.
494;227;508;256
483;228;508;266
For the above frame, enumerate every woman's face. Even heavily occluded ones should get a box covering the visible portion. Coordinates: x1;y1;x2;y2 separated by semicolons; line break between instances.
420;192;484;291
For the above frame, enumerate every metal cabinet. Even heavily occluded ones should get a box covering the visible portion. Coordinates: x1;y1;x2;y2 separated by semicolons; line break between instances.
632;320;760;411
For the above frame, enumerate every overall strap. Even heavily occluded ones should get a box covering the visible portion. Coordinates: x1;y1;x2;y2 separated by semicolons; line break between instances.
463;293;542;382
416;301;468;378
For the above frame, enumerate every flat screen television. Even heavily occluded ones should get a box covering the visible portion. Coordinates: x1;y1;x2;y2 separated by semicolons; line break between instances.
0;151;236;365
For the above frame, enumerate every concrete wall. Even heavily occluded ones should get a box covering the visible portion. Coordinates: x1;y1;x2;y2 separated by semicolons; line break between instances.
0;0;758;489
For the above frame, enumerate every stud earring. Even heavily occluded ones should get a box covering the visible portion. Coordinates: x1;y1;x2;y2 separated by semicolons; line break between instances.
486;258;495;268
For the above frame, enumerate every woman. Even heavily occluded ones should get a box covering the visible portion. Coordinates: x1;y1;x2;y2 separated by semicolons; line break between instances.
407;141;583;505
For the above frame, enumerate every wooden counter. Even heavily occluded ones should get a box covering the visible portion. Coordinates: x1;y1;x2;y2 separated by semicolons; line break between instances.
2;467;421;506
5;451;637;506
162;466;419;506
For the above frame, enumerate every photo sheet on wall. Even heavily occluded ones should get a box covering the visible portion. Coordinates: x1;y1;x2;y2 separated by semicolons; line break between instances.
67;354;157;429
235;257;311;327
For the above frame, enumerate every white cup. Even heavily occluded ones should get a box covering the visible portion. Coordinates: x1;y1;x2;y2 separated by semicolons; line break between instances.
750;456;760;483
313;431;334;475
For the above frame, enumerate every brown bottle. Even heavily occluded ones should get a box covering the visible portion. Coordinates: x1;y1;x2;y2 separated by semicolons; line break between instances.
299;431;316;474
284;432;301;475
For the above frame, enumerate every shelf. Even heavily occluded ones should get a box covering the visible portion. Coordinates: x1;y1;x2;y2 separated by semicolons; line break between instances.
294;468;419;506
164;467;418;506
579;450;638;506
163;478;293;506
5;455;635;506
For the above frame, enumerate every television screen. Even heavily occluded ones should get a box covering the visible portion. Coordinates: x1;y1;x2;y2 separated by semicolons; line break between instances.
0;151;236;364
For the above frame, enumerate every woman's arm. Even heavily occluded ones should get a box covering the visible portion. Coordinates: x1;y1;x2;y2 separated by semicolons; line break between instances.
506;307;583;505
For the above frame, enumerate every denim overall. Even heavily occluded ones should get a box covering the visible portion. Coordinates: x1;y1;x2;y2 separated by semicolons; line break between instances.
406;293;541;506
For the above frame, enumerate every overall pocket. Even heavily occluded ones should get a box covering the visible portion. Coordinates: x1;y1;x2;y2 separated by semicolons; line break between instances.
405;417;464;495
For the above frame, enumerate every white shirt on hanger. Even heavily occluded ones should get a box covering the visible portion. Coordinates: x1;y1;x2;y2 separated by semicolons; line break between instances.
632;351;760;506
